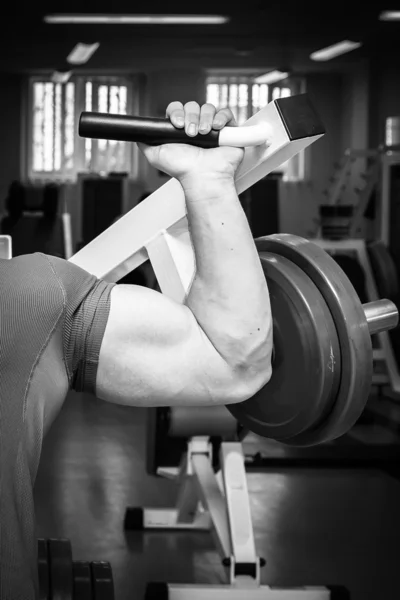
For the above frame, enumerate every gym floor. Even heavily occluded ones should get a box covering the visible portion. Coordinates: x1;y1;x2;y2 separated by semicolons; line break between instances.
34;392;400;600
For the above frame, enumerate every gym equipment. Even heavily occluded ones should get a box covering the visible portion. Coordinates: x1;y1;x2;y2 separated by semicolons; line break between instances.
0;234;12;258
72;94;399;445
128;407;349;599
329;252;368;304
0;182;73;259
72;93;325;281
367;240;399;301
38;539;115;600
319;204;354;240
228;234;397;446
47;538;74;600
229;246;342;443
91;562;115;600
317;148;380;239
79;113;272;148
73;562;92;600
38;538;50;600
316;238;400;396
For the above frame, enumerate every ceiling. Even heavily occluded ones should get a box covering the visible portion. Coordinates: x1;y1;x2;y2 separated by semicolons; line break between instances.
1;1;399;73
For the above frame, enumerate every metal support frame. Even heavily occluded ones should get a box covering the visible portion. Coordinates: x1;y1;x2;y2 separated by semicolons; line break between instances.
349;160;380;238
0;234;12;259
61;212;73;259
142;437;331;598
322;146;400;247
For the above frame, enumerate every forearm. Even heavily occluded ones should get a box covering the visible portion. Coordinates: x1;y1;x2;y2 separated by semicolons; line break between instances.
182;173;273;383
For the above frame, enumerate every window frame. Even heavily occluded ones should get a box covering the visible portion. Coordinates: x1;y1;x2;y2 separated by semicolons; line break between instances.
25;73;140;183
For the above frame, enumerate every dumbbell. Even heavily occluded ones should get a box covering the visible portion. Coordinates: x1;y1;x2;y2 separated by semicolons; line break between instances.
38;538;114;600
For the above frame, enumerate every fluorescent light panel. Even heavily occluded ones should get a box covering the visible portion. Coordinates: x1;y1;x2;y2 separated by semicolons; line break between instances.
44;14;229;25
67;42;100;65
379;11;400;21
310;40;361;61
254;70;289;84
51;71;73;84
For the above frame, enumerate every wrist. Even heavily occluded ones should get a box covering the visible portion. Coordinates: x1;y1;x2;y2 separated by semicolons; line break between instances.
179;172;236;200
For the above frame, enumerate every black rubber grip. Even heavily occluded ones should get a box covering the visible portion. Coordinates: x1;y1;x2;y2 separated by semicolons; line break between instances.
79;112;220;148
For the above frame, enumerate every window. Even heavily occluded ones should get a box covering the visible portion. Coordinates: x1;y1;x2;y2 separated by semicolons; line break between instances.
32;81;75;175
206;76;304;181
28;76;136;180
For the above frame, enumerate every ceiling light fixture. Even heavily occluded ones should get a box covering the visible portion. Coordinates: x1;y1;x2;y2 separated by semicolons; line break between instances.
254;70;289;84
379;11;400;21
44;14;229;25
310;40;361;61
67;42;100;65
51;71;73;84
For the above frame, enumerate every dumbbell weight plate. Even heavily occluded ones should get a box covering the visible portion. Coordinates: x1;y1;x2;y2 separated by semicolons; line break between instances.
228;252;341;442
91;561;115;600
258;234;372;445
38;538;50;600
73;561;92;600
48;538;73;600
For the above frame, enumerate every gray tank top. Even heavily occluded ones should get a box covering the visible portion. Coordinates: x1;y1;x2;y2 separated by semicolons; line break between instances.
0;252;115;599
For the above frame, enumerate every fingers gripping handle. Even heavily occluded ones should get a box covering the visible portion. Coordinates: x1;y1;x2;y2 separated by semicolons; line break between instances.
79;112;272;148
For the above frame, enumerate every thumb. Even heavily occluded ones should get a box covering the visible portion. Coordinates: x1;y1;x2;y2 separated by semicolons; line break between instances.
137;142;161;166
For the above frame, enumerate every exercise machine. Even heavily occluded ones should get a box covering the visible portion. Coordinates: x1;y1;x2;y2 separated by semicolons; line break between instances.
0;234;12;259
315;145;400;397
70;94;399;596
0;183;73;259
125;406;349;599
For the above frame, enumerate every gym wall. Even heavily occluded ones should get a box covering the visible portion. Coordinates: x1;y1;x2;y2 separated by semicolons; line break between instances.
279;73;345;236
369;57;400;149
0;55;399;240
0;74;23;211
0;69;353;235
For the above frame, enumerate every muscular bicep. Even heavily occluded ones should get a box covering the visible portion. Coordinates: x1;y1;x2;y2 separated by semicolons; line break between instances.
96;284;248;407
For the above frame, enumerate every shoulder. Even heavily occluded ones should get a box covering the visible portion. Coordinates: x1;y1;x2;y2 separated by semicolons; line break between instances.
1;252;100;301
0;252;105;332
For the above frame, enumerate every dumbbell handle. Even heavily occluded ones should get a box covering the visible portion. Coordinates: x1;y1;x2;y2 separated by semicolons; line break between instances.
363;299;399;335
79;112;272;148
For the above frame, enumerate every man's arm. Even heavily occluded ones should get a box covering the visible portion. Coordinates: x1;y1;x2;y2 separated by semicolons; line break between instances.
96;283;266;407
96;101;273;407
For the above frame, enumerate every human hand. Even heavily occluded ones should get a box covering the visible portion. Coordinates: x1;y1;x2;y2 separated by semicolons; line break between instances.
139;101;244;184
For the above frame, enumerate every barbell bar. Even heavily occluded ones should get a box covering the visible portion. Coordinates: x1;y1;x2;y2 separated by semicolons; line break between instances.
364;299;398;335
71;94;399;445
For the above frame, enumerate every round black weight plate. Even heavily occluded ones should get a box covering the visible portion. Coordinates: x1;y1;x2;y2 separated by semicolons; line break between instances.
38;538;50;600
48;538;73;600
256;234;372;445
73;561;92;600
91;561;115;600
367;240;399;301
227;252;341;441
332;253;368;304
